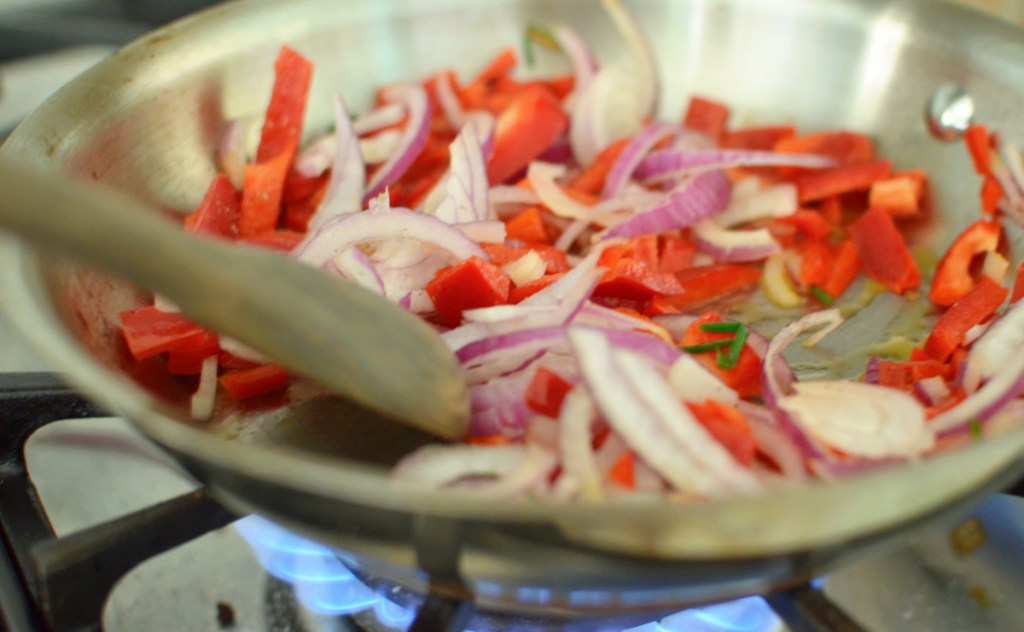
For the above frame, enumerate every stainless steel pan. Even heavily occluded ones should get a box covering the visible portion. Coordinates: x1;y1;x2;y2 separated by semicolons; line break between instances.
3;0;1024;616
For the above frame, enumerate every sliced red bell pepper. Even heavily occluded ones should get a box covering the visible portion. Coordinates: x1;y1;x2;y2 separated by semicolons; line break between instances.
608;451;636;488
817;195;843;225
219;364;290;400
796;160;892;204
657;234;697;274
468;434;514;446
924;276;1009;361
1012;260;1024;304
183;174;240;238
236;229;305;253
568;138;631;195
504;206;550;243
657;265;761;310
820;239;861;299
868;174;923;217
929;219;1002;307
509;273;563;303
486;86;569;184
120;306;207;361
680;313;761;397
980;175;1003;215
848;205;920;294
239;149;293;237
686;399;756;466
255;46;314;163
721;125;796;151
798;240;834;288
480;242;570;274
166;332;221;375
774;130;875;173
682;96;730;141
524;366;574;417
877;358;950;391
458;47;518;110
777;209;833;241
963;124;992;175
592;258;685;301
426;256;512;326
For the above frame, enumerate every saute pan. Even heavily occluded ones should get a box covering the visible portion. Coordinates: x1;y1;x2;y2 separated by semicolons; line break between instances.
3;0;1024;616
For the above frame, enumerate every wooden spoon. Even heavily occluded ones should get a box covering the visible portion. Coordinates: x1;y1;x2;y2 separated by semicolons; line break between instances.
0;155;469;439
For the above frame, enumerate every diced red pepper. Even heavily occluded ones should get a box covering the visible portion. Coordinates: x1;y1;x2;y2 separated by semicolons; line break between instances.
686;399;756;466
657;234;697;274
458;47;518;110
721;125;796;151
1012;260;1024;304
798;240;834;288
480;242;570;274
608;451;636;488
166;332;221;375
256;46;314;163
777;209;833;241
183;174;240;238
524;366;574;417
774;131;875;174
963;124;992;175
568;138;631;195
821;239;861;299
682;96;730;141
817;195;843;225
877;359;950;391
924;276;1009;361
680;313;761;398
468;434;514;446
505;206;550;243
426;256;512;326
657;265;762;310
796;160;892;204
236;229;305;253
120;306;207;361
592;258;685;301
486;86;569;184
239;150;292;237
219;364;290;400
929;219;1002;307
847;205;920;294
509;273;563;303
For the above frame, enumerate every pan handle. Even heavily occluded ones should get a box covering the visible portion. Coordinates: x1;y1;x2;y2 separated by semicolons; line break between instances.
765;582;867;632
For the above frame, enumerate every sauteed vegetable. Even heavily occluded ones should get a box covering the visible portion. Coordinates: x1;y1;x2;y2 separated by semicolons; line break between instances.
119;0;1024;501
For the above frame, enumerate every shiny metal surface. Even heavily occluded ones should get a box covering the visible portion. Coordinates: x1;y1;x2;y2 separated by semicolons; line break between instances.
3;0;1024;611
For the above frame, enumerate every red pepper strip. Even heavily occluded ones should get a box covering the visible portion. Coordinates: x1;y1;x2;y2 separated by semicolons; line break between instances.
592;259;685;301
480;242;570;274
426;256;512;326
508;273;563;304
686;399;756;466
239;149;293;237
682;96;730;141
963;124;991;175
504;206;550;243
877;359;950;392
236;229;305;253
774;131;875;177
119;306;207;361
847;205;920;294
817;195;843;225
219;364;290;400
524;366;574;417
567;138;631;195
798;240;834;288
219;351;261;370
166;332;220;375
929;219;1002;307
680;313;761;398
868;174;923;217
486;86;569;184
608;451;636;488
925;276;1009;362
255;46;314;163
184;174;240;238
980;174;1003;215
599;236;659;271
777;209;833;241
655;265;761;310
720;125;796;151
657;234;697;274
458;47;518;110
1012;260;1024;304
820;239;861;299
796;160;892;204
468;434;514;446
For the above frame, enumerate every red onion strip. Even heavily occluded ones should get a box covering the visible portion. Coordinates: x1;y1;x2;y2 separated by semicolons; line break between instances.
434;122;492;223
363;84;432;203
601;121;676;199
308;95;366;230
602;170;731;239
692;219;781;262
635;149;835;183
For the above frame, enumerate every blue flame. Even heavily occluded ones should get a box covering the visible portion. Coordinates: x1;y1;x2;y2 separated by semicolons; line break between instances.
235;516;782;632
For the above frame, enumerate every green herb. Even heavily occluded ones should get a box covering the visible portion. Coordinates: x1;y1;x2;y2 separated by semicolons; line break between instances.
717;324;749;369
681;339;732;354
523;24;558;67
698;321;742;334
810;285;834;305
969;418;983;441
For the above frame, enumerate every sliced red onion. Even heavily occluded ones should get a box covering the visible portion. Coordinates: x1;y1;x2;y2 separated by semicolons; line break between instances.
434;71;466;131
359;129;402;165
575;302;670;338
863;356;881;384
739;401;808;482
570;328;761;496
456;325;565;365
454;220;505;244
352;102;405;135
962;297;1024;393
218;117;254;189
502;250;547;286
364;84;432;203
692;219;781;262
715;183;799;228
528;161;592;219
447;445;558;497
651;313;699;341
914;376;951;407
931;352;1024;435
393;444;558;499
602;170;731;239
328;247;385;296
404;289;434;314
434;122;492;223
568;69;616;167
778;381;933;458
552;24;598;107
601;122;676;199
489;185;541;209
293;133;334;178
219;336;267;364
597;327;682;366
308;95;366;230
635;149;835;183
559;388;604;500
809;455;905;481
528;414;561;448
599;0;657;123
469;403;531;440
153;294;180;314
463;346;561;386
293;208;485;268
190;355;218;421
668;354;739;405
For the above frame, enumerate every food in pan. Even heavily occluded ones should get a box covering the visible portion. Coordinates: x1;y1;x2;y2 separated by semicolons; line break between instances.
118;0;1024;501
